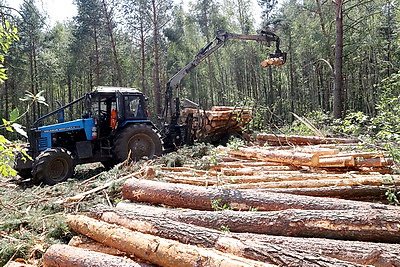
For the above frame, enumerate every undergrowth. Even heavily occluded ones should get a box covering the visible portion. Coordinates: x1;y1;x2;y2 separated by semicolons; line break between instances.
0;162;129;266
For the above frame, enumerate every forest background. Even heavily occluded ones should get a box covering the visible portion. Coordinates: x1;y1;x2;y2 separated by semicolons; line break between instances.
0;0;399;144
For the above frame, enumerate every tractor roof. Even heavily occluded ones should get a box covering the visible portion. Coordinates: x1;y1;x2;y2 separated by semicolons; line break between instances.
94;86;142;94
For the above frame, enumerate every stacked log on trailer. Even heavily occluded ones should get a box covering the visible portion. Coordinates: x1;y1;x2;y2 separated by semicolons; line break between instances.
44;134;400;266
181;106;252;138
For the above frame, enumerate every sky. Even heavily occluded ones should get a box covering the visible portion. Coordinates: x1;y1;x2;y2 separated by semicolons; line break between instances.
8;0;77;26
7;0;262;27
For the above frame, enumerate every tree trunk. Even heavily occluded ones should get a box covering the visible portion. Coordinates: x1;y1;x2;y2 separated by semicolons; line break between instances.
257;134;359;145
151;0;161;116
261;185;391;200
114;202;400;243
333;0;344;118
244;234;400;267
43;244;146;267
66;215;272;267
121;178;396;211
102;0;123;87
93;26;100;86
217;147;319;167
90;204;366;266
225;175;400;189
68;236;127;257
140;19;147;95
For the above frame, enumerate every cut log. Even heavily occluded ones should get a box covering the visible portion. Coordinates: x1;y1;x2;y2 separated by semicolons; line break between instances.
318;156;355;167
210;119;247;129
162;172;392;187
206;112;252;121
121;178;396;211
43;244;146;267
210;162;297;171
224;175;400;189
211;106;251;111
261;185;392;200
90;204;365;266
115;202;400;243
355;157;394;167
5;262;35;267
257;134;360;145
66;215;273;267
68;236;127;257
242;234;400;267
218;147;319;166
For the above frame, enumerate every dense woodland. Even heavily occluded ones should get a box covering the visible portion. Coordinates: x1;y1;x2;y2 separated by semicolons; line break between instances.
0;0;399;135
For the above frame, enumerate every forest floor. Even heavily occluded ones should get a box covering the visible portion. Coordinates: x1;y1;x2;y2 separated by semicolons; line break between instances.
1;140;399;266
0;161;129;266
0;144;212;266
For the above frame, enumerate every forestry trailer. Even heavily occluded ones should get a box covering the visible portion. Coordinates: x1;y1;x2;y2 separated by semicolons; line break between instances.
14;29;286;185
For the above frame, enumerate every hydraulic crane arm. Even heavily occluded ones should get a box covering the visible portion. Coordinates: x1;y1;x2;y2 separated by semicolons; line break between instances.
163;30;286;122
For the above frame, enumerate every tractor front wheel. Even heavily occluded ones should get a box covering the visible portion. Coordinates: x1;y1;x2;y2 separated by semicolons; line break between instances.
32;148;74;185
114;124;162;162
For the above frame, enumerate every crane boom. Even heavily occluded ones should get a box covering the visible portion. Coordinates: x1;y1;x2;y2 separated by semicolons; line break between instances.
165;30;285;109
161;29;286;150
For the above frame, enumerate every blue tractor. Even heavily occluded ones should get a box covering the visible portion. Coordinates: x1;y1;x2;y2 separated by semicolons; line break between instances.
15;86;163;185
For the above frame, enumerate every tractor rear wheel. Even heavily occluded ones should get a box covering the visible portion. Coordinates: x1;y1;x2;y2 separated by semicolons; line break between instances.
32;148;74;185
114;124;162;162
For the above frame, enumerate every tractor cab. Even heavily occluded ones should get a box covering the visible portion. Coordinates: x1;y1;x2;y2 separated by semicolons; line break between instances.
88;87;149;138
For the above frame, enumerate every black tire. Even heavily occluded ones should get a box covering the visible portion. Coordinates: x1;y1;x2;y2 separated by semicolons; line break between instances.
32;148;74;185
14;153;33;179
114;124;162;162
17;168;33;179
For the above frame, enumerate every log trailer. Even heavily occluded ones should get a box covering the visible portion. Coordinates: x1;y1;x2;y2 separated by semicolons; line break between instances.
14;29;286;185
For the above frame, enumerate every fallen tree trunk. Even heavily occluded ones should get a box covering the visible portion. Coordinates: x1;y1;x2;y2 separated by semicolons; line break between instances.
218;147;319;166
261;185;391;200
90;204;365;266
68;236;127;257
43;244;146;267
162;173;391;187
257;134;360;145
122;178;397;211
224;175;400;189
66;215;272;267
115;202;400;243
241;234;400;267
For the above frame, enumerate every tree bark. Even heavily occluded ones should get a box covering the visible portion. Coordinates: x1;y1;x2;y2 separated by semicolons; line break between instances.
333;0;344;118
244;234;400;267
261;185;392;200
257;134;359;145
225;175;400;189
43;244;146;267
68;236;127;257
66;215;272;267
217;147;319;167
121;178;396;211
102;0;123;87
114;202;400;243
162;171;396;187
151;0;162;116
89;204;366;266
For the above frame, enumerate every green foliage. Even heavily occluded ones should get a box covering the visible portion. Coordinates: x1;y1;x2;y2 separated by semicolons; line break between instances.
227;137;245;151
220;225;231;232
1;90;48;178
211;198;233;211
385;189;400;206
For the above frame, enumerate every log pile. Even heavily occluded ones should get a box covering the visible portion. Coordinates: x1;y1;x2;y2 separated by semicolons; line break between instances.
181;106;252;138
43;136;400;266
